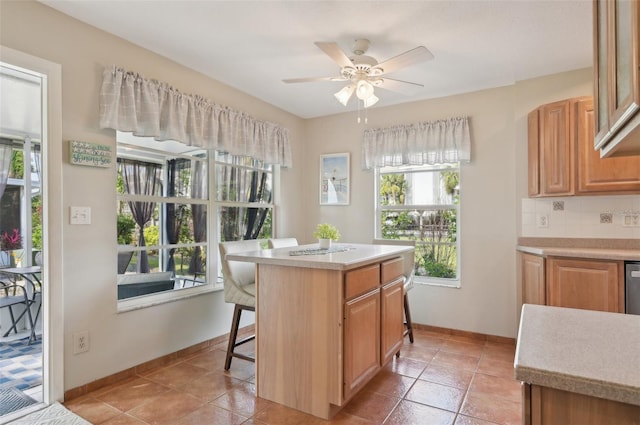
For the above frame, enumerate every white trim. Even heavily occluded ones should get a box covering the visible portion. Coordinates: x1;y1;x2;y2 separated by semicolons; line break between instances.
1;46;64;404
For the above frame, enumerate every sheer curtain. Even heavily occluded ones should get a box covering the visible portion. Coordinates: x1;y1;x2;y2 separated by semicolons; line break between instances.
0;138;13;200
99;66;292;168
362;117;471;169
165;159;188;274
189;160;207;275
119;159;163;273
218;156;272;242
243;170;271;240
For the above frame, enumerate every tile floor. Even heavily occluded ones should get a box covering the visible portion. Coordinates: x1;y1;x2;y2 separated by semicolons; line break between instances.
64;328;522;425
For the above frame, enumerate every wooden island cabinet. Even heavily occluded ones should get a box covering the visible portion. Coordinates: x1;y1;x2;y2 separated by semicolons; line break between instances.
516;305;640;425
227;243;411;419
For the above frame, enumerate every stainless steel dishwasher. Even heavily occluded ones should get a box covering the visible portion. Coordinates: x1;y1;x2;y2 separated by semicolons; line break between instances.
626;262;640;315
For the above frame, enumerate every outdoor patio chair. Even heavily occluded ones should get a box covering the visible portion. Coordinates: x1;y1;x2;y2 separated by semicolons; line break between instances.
0;281;37;344
219;239;262;370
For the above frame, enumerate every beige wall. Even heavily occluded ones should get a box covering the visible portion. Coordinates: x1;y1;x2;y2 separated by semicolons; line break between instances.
1;0;306;391
1;0;595;394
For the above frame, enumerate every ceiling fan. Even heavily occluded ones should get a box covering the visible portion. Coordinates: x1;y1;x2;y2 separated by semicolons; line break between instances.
283;39;434;109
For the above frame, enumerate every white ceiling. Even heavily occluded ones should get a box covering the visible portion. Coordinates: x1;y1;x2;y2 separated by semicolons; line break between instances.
39;0;593;119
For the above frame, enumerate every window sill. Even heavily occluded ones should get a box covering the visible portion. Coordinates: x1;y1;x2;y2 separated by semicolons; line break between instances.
415;277;461;289
117;282;223;313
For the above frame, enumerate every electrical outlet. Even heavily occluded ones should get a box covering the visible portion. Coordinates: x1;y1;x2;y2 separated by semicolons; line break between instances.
536;213;549;228
73;331;89;354
623;214;640;227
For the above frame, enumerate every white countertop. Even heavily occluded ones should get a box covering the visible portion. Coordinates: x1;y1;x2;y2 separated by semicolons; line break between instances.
515;304;640;406
225;243;412;271
516;245;640;261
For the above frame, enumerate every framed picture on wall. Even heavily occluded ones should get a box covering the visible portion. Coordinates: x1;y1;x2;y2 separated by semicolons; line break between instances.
320;153;350;205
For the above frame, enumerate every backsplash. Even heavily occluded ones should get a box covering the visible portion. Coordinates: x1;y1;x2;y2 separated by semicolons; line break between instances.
522;195;640;239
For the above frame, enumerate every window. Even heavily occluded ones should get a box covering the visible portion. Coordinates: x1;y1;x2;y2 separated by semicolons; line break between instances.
0;138;42;268
375;164;460;286
116;142;209;301
116;134;274;305
214;152;273;243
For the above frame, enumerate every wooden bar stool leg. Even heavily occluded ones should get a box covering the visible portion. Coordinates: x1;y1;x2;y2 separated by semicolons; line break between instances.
404;293;414;343
225;304;243;370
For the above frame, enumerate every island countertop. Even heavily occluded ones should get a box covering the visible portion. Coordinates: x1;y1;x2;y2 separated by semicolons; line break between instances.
225;242;412;271
515;304;640;406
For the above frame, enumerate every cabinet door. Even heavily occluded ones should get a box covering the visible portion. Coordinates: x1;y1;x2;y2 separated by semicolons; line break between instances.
547;258;623;313
380;277;404;365
527;110;541;196
576;98;640;193
594;0;610;147
540;100;574;196
608;0;640;132
593;0;640;154
521;253;545;305
344;289;380;401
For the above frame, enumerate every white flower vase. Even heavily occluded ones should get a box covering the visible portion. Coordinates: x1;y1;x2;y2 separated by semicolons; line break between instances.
10;249;24;268
318;238;332;249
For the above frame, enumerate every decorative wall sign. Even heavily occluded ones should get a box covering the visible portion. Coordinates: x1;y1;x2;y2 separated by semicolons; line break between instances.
320;152;350;205
69;140;112;168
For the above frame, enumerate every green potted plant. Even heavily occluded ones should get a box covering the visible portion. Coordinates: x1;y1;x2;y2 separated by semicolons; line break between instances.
313;223;340;249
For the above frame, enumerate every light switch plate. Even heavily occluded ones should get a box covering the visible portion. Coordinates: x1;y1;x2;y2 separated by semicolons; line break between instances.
70;206;91;225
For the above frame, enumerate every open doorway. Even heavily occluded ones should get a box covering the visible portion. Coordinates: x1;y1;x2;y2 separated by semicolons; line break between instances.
0;47;63;422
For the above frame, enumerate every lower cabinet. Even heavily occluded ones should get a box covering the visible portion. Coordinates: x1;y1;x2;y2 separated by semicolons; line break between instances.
521;252;545;305
523;383;640;425
547;257;623;313
380;277;405;365
519;252;624;313
343;257;404;401
344;289;380;401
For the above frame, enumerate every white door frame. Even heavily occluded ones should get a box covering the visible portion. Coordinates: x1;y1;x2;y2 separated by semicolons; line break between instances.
0;46;64;405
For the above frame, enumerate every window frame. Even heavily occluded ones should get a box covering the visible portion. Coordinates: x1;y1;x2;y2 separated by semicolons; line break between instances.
116;141;214;311
115;137;276;312
374;163;461;288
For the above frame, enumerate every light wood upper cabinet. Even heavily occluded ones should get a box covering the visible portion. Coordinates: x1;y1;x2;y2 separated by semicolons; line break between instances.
593;0;640;157
527;110;541;196
528;99;576;196
528;96;640;197
547;257;623;313
520;253;545;305
577;98;640;193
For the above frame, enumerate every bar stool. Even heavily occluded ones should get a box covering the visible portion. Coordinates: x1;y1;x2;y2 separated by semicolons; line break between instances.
219;239;262;370
373;239;415;343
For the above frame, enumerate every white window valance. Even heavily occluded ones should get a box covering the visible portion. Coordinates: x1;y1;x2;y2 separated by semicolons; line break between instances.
99;66;292;168
362;117;471;169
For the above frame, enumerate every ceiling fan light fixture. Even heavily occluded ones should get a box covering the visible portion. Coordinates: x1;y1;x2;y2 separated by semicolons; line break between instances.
334;84;355;106
356;80;374;100
363;93;379;108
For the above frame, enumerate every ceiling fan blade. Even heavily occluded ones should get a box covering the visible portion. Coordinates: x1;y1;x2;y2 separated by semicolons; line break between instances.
314;42;354;69
377;77;424;95
373;46;434;75
282;76;346;83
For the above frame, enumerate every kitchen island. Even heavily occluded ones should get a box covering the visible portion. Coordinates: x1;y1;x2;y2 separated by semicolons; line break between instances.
226;243;412;419
515;304;640;424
